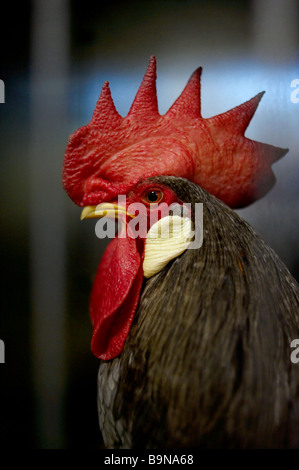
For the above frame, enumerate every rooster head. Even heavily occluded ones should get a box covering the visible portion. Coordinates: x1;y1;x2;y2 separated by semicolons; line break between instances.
63;57;289;360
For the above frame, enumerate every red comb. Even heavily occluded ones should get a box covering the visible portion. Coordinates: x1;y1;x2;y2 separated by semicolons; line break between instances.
62;56;287;208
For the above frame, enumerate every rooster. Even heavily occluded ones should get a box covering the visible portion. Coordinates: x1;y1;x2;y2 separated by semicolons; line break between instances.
63;57;299;448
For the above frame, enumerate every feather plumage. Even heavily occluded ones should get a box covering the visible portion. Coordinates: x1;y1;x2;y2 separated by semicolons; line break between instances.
97;176;299;449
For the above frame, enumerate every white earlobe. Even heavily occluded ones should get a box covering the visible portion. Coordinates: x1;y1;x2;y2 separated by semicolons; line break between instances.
143;215;193;278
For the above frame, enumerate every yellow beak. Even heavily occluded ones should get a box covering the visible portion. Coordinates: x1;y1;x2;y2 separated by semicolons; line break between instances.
80;203;135;221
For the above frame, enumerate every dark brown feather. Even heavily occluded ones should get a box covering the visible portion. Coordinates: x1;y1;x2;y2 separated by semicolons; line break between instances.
98;176;299;449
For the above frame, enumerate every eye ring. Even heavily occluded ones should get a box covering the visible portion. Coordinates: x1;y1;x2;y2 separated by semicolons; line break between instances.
143;189;163;204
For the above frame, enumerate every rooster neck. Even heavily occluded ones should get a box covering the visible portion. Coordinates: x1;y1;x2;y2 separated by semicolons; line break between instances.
97;180;299;449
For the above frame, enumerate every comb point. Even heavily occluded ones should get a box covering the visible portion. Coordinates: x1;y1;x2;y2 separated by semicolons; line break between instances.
166;66;202;119
91;81;121;128
128;56;159;118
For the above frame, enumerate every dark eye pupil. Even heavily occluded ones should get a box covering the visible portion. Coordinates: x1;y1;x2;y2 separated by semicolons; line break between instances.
147;191;159;202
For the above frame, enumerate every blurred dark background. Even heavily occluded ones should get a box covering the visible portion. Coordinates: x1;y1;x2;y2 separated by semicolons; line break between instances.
0;0;298;449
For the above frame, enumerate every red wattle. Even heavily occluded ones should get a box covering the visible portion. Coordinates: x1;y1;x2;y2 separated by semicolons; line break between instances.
90;233;144;360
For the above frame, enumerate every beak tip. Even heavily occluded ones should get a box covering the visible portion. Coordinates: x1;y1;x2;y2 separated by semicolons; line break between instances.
80;205;97;220
80;203;134;221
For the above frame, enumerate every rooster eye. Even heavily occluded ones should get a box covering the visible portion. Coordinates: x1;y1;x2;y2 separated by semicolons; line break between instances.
144;190;163;204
